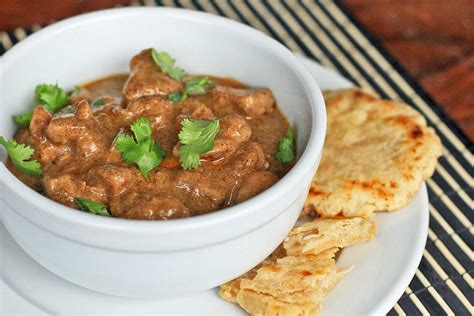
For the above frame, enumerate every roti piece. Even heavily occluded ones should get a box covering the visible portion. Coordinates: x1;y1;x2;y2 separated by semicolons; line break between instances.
234;290;320;316
239;249;339;298
284;217;376;256
219;217;376;315
219;279;241;304
303;88;441;218
236;249;347;316
219;259;274;304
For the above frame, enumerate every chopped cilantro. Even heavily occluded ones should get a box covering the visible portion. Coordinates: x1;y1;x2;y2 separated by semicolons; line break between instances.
168;77;214;102
92;98;105;106
12;83;70;128
74;198;110;216
178;119;220;170
12;111;33;128
0;136;42;176
275;127;295;163
35;83;69;113
184;77;215;95
151;49;186;81
168;91;185;102
115;117;166;179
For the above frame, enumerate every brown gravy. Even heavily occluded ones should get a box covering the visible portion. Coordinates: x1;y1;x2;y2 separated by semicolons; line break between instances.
8;49;294;220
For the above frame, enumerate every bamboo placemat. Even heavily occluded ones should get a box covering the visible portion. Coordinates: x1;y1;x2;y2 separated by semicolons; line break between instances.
1;1;472;315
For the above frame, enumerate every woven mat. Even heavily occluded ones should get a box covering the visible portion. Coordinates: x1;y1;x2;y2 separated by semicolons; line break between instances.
1;1;472;315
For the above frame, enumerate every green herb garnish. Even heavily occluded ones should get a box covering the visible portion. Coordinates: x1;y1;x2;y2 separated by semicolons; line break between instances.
92;98;105;106
275;127;295;163
12;111;33;128
115;117;166;179
35;83;70;113
168;77;214;102
13;83;70;128
178;119;220;170
0;136;42;176
168;91;185;102
74;198;110;216
151;49;186;81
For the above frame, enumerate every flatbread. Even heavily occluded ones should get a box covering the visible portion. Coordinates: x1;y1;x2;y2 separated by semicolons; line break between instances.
239;249;340;298
236;250;347;316
284;217;377;256
219;259;274;304
303;88;441;218
234;290;320;316
219;217;376;315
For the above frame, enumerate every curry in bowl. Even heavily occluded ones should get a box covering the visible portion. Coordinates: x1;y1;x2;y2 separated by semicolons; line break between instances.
1;49;295;220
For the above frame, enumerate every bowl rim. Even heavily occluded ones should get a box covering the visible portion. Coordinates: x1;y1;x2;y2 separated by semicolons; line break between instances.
0;7;326;234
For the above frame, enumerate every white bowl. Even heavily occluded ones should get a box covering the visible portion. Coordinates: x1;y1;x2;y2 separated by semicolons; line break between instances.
0;7;326;298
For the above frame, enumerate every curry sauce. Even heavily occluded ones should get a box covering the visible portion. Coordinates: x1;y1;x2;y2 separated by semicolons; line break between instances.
7;49;294;220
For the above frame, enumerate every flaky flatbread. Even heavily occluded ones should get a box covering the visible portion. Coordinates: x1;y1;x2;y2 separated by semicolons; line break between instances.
219;217;375;315
303;88;441;218
235;249;347;316
284;217;376;256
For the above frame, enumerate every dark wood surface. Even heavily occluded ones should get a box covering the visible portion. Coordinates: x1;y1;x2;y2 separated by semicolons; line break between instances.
344;0;474;141
1;0;472;140
0;0;130;30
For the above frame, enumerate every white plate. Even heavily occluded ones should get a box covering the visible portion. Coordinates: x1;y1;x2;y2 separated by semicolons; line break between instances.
0;57;428;316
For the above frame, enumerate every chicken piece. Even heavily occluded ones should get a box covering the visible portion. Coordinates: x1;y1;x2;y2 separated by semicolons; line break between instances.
35;101;110;173
173;169;237;214
109;192;190;220
47;101;109;154
123;49;183;102
175;99;216;128
92;105;133;139
218;114;252;143
210;86;275;117
44;173;107;208
234;171;279;203
47;101;94;142
172;114;253;162
201;114;252;161
26;106;71;171
127;96;179;149
87;165;140;196
227;142;268;175
126;96;177;124
29;106;52;140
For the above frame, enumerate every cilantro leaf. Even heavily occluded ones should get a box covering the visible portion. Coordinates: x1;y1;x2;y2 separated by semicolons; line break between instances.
92;98;105;106
115;117;166;179
168;91;185;102
184;77;214;95
168;77;214;102
275;127;295;163
13;111;33;128
0;136;42;176
12;83;70;128
130;117;153;143
151;49;186;81
178;119;220;170
179;144;202;170
74;198;110;216
35;83;70;113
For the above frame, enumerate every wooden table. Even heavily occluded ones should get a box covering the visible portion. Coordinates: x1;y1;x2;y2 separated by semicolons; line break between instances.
344;0;474;141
